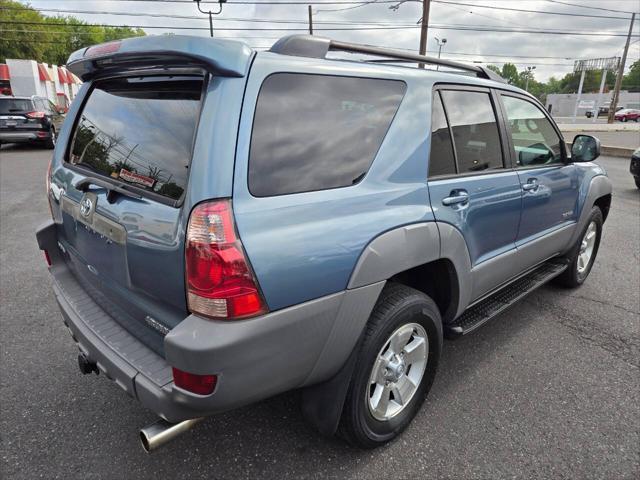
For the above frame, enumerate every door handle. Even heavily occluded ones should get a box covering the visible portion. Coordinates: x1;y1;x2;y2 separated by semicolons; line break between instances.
442;190;469;206
522;178;539;192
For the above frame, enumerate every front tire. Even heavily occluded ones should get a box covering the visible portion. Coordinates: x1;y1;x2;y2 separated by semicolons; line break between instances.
554;206;603;288
338;283;442;449
634;177;640;189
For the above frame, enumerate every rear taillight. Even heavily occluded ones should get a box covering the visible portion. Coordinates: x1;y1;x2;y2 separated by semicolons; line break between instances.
172;368;217;395
185;200;268;320
46;160;53;218
26;111;45;119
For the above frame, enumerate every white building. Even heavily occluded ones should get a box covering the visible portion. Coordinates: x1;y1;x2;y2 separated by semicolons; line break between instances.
546;90;640;117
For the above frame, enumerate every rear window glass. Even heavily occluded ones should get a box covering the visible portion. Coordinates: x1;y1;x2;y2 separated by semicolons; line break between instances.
248;73;405;197
428;92;456;177
0;99;33;114
68;76;204;202
440;90;503;173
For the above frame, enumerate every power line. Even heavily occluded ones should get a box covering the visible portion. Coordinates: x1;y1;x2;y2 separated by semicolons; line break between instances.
2;20;638;36
12;1;634;20
545;0;639;15
433;0;635;20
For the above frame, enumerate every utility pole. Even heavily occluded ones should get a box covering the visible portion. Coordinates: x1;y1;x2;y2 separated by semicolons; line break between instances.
308;5;313;35
193;0;226;38
418;0;431;68
607;12;635;124
524;66;536;92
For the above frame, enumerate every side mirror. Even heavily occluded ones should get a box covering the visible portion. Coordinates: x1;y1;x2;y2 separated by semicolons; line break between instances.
571;134;600;162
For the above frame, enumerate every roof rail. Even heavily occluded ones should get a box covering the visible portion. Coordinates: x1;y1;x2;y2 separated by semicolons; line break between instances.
269;35;506;83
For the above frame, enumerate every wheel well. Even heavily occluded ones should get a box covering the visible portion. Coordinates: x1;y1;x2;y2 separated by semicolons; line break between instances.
594;194;612;222
389;259;459;323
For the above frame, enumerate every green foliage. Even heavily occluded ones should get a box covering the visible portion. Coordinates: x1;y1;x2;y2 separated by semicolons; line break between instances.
0;0;145;65
621;60;639;92
486;61;637;101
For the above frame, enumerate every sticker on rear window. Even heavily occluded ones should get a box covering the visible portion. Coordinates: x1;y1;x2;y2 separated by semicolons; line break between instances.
119;168;156;188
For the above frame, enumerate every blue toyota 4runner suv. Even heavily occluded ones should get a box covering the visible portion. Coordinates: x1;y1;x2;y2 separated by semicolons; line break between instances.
36;35;612;451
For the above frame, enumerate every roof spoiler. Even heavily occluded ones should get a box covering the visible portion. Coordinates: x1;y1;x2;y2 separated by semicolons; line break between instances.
270;35;506;83
67;35;254;81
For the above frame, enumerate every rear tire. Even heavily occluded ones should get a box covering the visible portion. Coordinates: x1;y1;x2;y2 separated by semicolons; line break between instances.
635;177;640;189
338;283;442;449
44;127;56;150
554;206;603;288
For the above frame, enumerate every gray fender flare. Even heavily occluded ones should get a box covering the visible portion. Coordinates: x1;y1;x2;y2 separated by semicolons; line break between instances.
567;174;612;249
348;221;472;318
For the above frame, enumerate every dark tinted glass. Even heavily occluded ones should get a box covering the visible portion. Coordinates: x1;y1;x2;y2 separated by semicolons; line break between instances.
428;92;456;177
441;90;503;173
68;76;203;202
502;96;562;167
249;73;405;197
0;98;33;114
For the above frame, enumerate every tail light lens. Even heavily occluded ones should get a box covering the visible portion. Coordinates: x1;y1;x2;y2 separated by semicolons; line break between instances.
185;199;268;320
26;111;45;119
45;160;53;219
172;367;217;395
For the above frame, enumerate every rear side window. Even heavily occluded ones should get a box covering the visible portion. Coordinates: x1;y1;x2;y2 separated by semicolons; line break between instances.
68;76;204;202
440;90;503;173
428;92;456;177
248;73;406;197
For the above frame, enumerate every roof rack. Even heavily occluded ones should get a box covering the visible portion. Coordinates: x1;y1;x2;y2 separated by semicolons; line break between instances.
269;35;506;83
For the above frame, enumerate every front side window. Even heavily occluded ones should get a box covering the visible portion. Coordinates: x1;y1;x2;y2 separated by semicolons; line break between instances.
440;90;504;173
68;76;204;202
501;95;563;167
249;73;406;197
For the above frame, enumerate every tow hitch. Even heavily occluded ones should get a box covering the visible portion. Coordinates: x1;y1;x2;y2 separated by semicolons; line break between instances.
77;352;99;375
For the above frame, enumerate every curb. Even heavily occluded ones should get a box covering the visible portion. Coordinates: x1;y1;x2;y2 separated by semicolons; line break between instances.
600;145;635;158
567;143;634;158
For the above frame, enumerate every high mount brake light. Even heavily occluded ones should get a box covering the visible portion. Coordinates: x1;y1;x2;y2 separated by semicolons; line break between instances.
185;200;268;320
85;41;121;58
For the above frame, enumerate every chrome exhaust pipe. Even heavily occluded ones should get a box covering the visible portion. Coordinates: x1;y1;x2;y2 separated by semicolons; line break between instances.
139;418;203;453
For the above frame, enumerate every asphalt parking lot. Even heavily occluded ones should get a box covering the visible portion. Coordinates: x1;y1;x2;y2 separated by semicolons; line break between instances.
1;145;639;479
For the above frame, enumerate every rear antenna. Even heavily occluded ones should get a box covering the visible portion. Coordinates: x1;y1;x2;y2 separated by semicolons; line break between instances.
193;0;227;38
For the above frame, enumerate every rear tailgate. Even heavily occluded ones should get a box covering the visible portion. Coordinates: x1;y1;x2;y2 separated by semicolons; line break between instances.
47;36;253;355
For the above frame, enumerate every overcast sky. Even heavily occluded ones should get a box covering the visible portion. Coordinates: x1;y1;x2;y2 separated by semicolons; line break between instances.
21;0;640;81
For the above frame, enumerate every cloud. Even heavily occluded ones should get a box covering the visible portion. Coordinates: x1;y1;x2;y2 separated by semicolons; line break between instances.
26;0;640;81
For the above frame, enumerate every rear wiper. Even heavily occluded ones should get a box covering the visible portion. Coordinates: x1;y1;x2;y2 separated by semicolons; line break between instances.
75;176;143;202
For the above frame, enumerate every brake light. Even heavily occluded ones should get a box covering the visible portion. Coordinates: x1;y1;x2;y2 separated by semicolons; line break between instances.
185;200;268;320
43;250;51;267
26;111;45;119
46;160;53;218
172;368;217;395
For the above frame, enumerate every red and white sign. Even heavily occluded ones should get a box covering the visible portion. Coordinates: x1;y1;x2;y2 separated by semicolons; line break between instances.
119;168;155;188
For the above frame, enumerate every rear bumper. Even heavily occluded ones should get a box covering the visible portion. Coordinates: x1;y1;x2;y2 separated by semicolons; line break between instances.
0;131;46;143
630;157;640;177
36;220;383;422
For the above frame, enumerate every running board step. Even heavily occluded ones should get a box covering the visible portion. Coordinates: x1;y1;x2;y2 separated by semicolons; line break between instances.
446;258;569;337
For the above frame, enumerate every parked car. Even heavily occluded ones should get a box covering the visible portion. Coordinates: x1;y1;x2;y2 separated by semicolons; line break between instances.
0;95;64;148
36;35;612;452
631;147;640;189
585;105;623;118
614;108;640;122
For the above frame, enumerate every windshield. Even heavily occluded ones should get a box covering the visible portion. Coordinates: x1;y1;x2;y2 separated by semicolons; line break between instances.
68;75;204;203
0;99;34;114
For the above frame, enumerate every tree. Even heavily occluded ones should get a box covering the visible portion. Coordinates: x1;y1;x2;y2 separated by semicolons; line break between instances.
0;0;145;65
622;60;640;92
